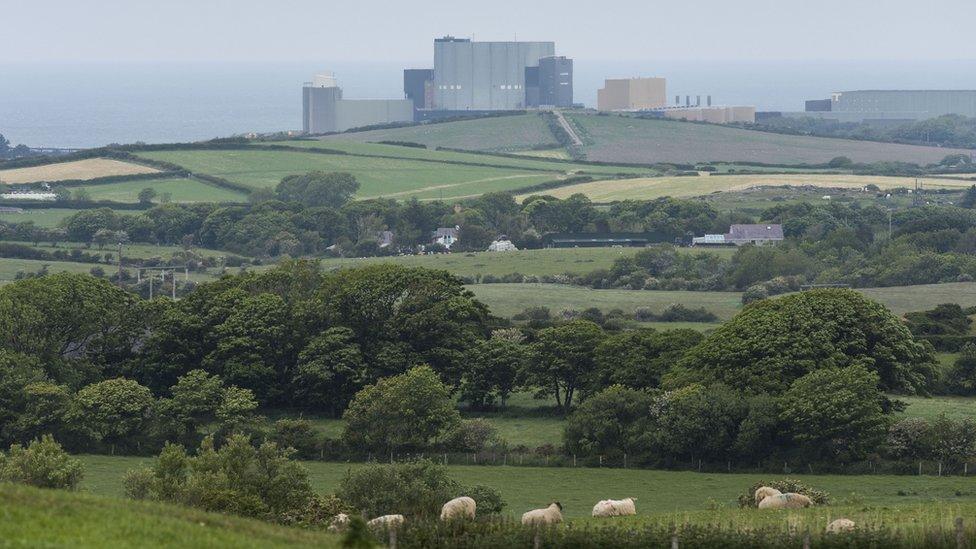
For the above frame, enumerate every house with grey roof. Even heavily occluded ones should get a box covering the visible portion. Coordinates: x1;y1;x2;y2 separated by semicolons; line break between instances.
693;224;784;246
431;227;460;249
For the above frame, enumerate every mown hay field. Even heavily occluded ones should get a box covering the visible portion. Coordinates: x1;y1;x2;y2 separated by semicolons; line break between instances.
519;173;973;202
135;149;561;200
0;158;159;184
567;112;975;165
0;207;101;228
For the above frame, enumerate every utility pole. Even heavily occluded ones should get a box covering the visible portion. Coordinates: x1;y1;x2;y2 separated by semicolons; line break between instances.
148;272;154;300
888;209;893;240
171;269;176;300
117;241;124;286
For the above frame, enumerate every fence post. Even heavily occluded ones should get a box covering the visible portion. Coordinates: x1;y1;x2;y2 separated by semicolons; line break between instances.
573;454;577;467
802;530;811;549
624;453;627;469
389;527;398;549
599;455;603;467
670;522;678;549
533;528;541;549
939;461;943;477
955;517;965;549
919;461;923;476
966;463;969;477
443;453;447;466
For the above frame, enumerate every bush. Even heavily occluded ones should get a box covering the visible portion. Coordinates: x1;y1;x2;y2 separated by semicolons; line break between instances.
0;435;84;490
338;460;462;520
123;435;316;522
269;419;321;460
443;419;503;452
465;484;506;514
737;479;830;508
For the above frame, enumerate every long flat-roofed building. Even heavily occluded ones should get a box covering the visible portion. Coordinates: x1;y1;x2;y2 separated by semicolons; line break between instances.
789;90;976;123
303;72;413;134
597;77;667;111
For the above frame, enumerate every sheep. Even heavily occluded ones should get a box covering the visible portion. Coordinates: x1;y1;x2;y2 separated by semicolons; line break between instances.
754;486;782;506
591;497;637;517
367;514;405;530
758;493;813;509
440;496;477;521
826;518;856;533
327;513;350;533
521;502;563;526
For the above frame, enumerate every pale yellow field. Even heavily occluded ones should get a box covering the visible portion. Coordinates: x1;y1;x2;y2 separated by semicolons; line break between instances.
0;158;159;184
513;148;571;160
518;173;974;202
931;173;976;180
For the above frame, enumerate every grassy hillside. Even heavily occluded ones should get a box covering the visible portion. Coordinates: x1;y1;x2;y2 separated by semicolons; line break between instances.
73;178;248;203
567;113;974;165
265;140;650;176
520;173;971;202
0;483;339;548
315;114;556;152
135;149;561;200
0;208;132;228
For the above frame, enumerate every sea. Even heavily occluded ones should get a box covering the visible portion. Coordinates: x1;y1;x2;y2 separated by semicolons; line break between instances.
2;59;976;150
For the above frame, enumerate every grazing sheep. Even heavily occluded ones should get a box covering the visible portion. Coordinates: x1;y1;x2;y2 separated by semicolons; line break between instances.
754;486;782;506
591;497;637;517
367;514;406;530
327;513;350;533
758;493;813;509
440;496;477;521
521;502;563;526
826;518;856;533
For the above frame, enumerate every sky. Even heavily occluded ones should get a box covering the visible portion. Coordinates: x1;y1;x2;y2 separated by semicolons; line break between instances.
4;0;976;64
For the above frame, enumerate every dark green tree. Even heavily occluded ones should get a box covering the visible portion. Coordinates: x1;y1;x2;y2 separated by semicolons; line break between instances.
291;327;365;416
563;385;655;457
524;320;606;413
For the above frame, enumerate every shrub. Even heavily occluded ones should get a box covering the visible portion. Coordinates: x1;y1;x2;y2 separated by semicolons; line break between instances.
0;435;84;490
338;460;461;519
269;418;321;460
443;419;503;452
737;479;830;508
465;484;506;514
123;435;315;522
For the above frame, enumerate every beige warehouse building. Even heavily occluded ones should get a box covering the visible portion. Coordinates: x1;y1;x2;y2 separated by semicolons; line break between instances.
663;106;756;123
597;77;667;111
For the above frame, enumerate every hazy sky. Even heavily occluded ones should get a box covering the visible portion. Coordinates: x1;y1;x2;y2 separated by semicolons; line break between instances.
5;0;975;64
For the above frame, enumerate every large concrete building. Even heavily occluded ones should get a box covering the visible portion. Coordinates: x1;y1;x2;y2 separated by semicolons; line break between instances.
663;106;756;124
791;90;976;123
427;37;558;111
597;78;667;111
537;56;574;108
303;73;413;134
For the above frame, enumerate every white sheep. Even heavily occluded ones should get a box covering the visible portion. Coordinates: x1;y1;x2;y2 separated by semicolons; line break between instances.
327;513;350;533
826;518;856;533
591;497;637;517
758;493;813;509
440;496;477;521
521;502;563;526
367;514;406;530
754;486;782;506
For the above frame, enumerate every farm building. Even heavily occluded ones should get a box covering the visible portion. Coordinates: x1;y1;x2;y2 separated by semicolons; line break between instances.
545;232;672;248
693;224;784;246
487;236;518;252
432;227;459;249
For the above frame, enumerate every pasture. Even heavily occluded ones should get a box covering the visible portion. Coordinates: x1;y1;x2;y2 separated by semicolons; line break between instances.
566;113;974;165
135;149;562;200
73;177;248;203
264;140;650;176
0;158;158;184
315;113;556;152
0;207;107;228
519;173;972;202
77;454;976;521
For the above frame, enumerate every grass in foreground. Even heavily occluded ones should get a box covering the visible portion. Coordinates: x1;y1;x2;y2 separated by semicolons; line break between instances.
0;483;338;548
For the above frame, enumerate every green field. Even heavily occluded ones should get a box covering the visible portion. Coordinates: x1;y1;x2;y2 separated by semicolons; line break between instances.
77;454;976;522
16;240;235;261
266;140;650;176
320;247;735;280
566;112;974;165
468;281;976;320
0;208;139;228
315;114;557;152
73;177;248;203
898;395;976;421
135;149;562;200
0;483;338;548
468;283;745;319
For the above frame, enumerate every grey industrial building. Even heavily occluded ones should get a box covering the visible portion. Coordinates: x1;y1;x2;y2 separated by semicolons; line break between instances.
302;73;413;134
404;36;572;113
787;90;976;123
